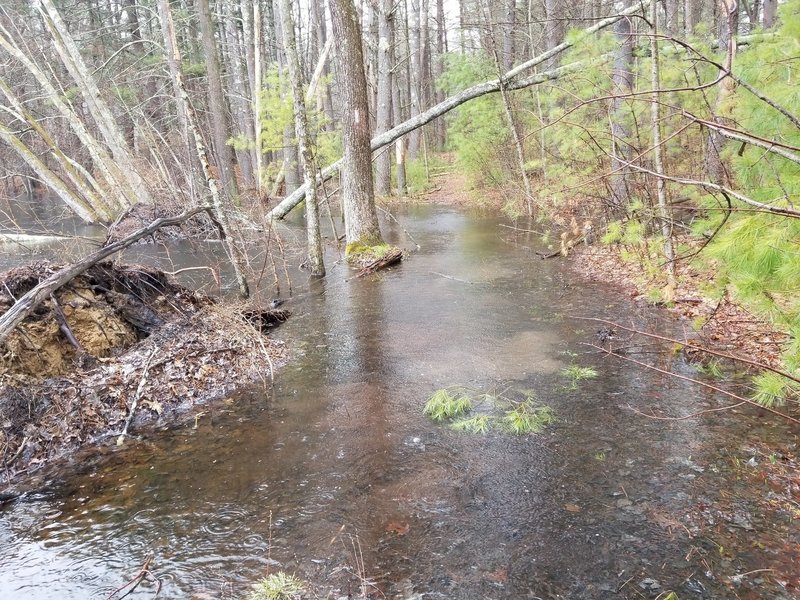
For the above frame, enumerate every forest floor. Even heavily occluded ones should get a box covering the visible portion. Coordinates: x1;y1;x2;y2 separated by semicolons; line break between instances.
0;262;288;500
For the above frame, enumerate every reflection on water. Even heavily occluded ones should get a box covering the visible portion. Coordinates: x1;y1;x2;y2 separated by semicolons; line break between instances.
0;205;795;599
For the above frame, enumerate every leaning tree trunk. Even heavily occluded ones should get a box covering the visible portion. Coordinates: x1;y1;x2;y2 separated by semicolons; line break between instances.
158;0;250;297
329;0;385;251
266;2;650;221
278;0;325;276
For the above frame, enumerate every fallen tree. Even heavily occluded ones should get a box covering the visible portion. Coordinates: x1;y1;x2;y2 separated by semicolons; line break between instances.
0;206;206;346
266;2;649;221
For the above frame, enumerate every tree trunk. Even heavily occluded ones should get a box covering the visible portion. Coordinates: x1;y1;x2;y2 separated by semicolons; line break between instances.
329;0;385;250
278;0;325;276
650;0;676;285
706;0;738;186
610;4;634;211
502;0;516;71
267;3;649;220
762;0;777;27
375;0;394;196
196;0;239;200
408;0;421;159
543;0;564;69
158;0;250;297
392;63;408;195
480;0;533;215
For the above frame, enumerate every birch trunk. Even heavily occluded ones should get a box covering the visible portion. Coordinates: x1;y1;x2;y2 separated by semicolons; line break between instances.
267;3;649;220
36;0;151;207
157;0;250;297
375;0;394;196
278;0;324;276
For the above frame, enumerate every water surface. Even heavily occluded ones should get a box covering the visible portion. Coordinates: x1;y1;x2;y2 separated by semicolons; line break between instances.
0;205;795;599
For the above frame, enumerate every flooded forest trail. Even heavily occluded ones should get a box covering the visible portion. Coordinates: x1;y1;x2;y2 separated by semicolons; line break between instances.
0;183;797;599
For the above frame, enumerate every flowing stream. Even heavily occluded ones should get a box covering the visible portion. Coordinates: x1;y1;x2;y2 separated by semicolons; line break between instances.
0;204;796;599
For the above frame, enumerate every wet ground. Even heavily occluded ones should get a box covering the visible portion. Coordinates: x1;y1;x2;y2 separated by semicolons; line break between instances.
0;202;797;599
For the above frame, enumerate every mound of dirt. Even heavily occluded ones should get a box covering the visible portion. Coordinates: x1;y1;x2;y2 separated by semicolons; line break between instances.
0;262;288;497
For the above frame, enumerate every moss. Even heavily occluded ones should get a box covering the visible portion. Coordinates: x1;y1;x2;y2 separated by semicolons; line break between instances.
345;241;394;265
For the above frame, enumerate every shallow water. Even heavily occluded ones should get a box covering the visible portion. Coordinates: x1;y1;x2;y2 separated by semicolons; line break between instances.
0;205;796;599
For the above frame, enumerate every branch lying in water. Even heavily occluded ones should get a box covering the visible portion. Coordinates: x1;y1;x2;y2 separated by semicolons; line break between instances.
584;342;800;425
572;316;800;386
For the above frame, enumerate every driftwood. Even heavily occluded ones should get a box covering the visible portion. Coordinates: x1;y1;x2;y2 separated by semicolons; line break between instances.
355;248;403;277
0;206;206;346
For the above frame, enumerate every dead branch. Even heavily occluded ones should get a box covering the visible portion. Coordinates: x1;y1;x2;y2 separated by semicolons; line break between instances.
0;206;206;346
586;342;800;425
572;316;800;385
266;4;652;221
355;248;403;278
116;347;158;446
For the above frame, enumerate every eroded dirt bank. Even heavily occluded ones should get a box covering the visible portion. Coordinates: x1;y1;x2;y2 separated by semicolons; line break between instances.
0;261;287;498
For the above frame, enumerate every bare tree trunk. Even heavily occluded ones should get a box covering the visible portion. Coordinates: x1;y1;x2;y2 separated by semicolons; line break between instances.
706;0;738;186
664;0;680;35
762;0;777;27
158;0;250;297
686;0;703;32
223;2;255;187
278;0;325;276
407;0;421;159
375;0;394;196
502;0;516;71
610;3;634;211
650;0;676;286
310;0;335;127
434;0;447;149
392;62;408;195
480;0;533;215
267;3;650;220
329;0;385;250
543;0;564;69
196;0;239;200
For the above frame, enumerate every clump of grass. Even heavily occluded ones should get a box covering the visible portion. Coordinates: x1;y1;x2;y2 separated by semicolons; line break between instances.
561;364;598;389
450;415;493;434
246;572;305;600
423;388;472;422
502;402;555;435
424;387;555;436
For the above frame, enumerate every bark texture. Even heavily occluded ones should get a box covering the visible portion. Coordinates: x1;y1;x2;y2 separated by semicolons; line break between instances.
329;0;384;249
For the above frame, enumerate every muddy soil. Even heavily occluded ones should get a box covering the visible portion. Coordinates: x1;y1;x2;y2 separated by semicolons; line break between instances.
0;262;287;498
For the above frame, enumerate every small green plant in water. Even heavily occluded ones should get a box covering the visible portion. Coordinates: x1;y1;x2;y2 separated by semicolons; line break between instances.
561;365;598;389
450;414;493;434
423;388;472;422
502;402;555;435
246;572;305;600
424;387;555;435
